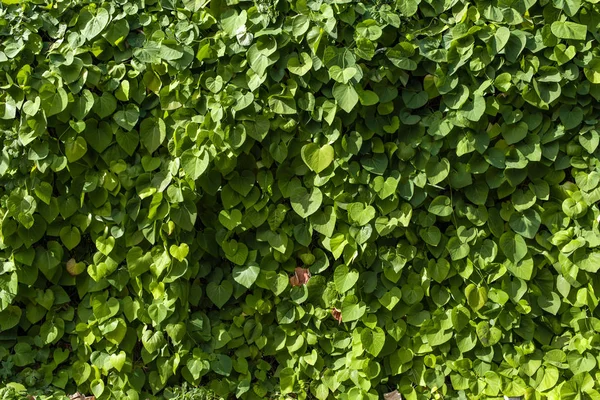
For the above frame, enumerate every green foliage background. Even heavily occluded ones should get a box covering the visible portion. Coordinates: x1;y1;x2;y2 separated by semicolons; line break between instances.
1;0;600;398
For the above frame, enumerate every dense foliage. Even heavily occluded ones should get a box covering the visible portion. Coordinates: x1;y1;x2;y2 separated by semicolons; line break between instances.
2;0;600;398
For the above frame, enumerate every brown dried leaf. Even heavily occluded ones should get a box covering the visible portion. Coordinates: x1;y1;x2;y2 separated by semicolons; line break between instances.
383;390;402;400
69;393;93;400
331;307;342;323
66;258;85;276
290;267;311;287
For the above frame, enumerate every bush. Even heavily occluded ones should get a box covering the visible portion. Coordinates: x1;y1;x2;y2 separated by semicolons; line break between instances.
1;0;600;399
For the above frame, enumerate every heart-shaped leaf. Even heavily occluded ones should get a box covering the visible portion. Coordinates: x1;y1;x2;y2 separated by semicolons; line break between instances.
140;117;166;153
347;203;376;226
332;83;359;113
81;8;110;40
0;305;21;331
229;170;255;196
287;52;313;76
109;352;126;372
169;243;189;262
219;209;242;230
290;186;322;218
96;236;115;256
465;284;487;311
378;287;402;310
113;104;139;131
66;258;86;276
222;239;248;265
127;247;153;278
341;295;366;322
361;327;385;356
90;379;105;399
60;226;81;250
232;262;260;288
334;264;359;293
207;281;233;308
301;143;334;173
65;136;88;163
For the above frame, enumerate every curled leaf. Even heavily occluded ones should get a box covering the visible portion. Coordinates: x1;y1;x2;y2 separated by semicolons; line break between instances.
68;394;95;400
331;307;342;323
236;25;253;46
289;267;311;287
384;390;402;400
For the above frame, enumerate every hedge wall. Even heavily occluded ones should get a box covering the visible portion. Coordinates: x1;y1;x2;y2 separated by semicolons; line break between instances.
2;0;600;399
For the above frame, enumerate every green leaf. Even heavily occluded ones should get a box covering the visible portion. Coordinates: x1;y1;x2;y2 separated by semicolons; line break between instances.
140;117;166;153
301;143;334;173
502;122;528;145
222;240;248;265
81;8;110;40
211;354;232;376
232;263;260;288
287;52;313;76
360;327;385;356
332;83;359;113
567;352;596;374
280;367;295;394
65;137;87;163
536;366;559;392
310;207;336;237
181;148;209;180
493;26;511;52
476;321;502;347
378;286;402;310
506;256;534;281
127;246;153;278
207;281;233;308
402;91;428;109
465;284;487;311
34;182;52;205
0;305;21;330
96;236;115;256
356;19;382;40
551;21;587;40
347;203;376;226
103;19;129;46
41;88;68;117
330;65;357;84
537;291;561;315
428;196;452;217
333;264;359;293
584;58;600;83
219;209;242;230
426;158;450;185
290;186;322;218
115;129;139;155
398;0;419;16
169;243;189;262
269;95;296;114
341;295;366;322
142;330;166;353
509;209;541;239
90;379;105;399
461;95;485;122
500;232;528;263
59;226;81;250
113;104;139;131
94;92;117;119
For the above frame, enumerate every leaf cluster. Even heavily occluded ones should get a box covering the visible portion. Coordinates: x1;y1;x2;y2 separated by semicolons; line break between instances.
1;0;600;399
